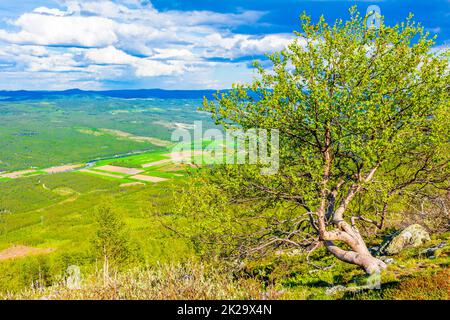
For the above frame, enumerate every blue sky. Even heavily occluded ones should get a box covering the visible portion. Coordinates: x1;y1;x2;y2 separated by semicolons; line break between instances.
0;0;448;90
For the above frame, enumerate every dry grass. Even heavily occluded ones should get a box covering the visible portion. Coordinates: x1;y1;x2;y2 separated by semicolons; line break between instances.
397;193;450;234
100;129;171;147
165;151;203;162
130;175;168;183
80;169;123;178
3;262;284;300
96;165;143;175
141;159;172;168
0;170;36;179
385;269;450;300
43;165;83;174
77;128;171;147
119;182;145;188
0;245;54;261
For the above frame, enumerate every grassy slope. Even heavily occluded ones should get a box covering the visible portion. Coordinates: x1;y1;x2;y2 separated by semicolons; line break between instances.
2;239;448;300
0;170;193;293
0;97;447;299
0;166;448;298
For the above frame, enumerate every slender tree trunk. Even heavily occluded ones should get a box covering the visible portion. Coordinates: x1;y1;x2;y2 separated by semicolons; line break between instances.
103;255;109;283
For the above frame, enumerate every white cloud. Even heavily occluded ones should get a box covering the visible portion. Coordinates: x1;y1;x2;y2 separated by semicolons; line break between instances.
239;34;295;53
25;53;78;72
82;46;186;77
0;1;279;55
151;48;197;61
78;1;131;17
426;27;441;34
134;59;184;77
202;33;294;59
62;0;264;26
83;46;136;65
33;7;68;16
0;0;294;89
0;13;118;47
430;44;450;56
1;44;49;57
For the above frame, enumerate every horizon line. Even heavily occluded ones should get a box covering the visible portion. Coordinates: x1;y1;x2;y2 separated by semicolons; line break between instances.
0;88;229;92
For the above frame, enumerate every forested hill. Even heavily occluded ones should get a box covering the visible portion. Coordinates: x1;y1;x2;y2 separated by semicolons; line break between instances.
0;89;226;101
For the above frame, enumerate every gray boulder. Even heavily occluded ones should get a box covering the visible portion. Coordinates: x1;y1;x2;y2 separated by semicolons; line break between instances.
380;224;431;255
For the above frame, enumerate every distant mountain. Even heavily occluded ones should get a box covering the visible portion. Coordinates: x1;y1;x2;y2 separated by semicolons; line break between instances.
0;89;226;101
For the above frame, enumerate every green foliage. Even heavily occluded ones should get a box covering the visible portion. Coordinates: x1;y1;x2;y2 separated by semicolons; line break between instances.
0;177;64;214
101;151;168;169
173;174;305;259
0;250;92;293
179;8;450;258
204;8;449;208
91;205;142;269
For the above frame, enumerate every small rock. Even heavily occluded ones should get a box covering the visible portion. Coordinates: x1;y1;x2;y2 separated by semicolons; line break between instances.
380;224;431;255
325;285;346;296
369;246;380;255
421;241;447;258
378;256;395;264
275;249;303;256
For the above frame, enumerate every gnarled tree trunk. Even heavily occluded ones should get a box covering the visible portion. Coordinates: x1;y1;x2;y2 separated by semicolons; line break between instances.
321;220;387;274
316;161;387;274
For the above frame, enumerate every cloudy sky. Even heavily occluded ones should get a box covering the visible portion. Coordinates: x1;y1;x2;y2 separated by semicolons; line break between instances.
0;0;448;90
